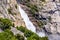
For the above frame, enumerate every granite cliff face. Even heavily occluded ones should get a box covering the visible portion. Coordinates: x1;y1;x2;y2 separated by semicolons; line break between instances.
0;0;25;27
1;0;60;40
18;0;60;40
19;0;60;34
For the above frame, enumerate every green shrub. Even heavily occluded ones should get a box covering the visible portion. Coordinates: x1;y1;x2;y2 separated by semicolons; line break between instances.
48;16;51;22
17;26;34;37
27;34;40;40
8;8;16;15
25;0;30;3
38;21;44;28
26;3;38;16
0;18;13;30
38;20;47;28
41;0;45;2
0;29;18;40
17;26;26;32
15;34;24;40
8;8;12;14
15;4;17;9
0;29;25;40
24;29;34;37
40;37;48;40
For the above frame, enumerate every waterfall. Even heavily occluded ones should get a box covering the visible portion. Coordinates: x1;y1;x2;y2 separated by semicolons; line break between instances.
18;6;36;32
18;5;45;37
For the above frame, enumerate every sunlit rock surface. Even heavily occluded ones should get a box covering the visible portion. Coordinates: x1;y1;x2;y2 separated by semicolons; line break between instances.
0;0;25;27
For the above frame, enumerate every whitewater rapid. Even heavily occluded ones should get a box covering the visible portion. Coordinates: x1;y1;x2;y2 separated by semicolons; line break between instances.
18;5;45;37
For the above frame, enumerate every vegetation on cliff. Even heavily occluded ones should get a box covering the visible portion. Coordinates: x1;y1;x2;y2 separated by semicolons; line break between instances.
0;29;24;40
17;26;48;40
0;18;48;40
0;18;13;30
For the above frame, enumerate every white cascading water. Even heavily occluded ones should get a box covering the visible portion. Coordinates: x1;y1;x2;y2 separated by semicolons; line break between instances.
18;5;45;37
